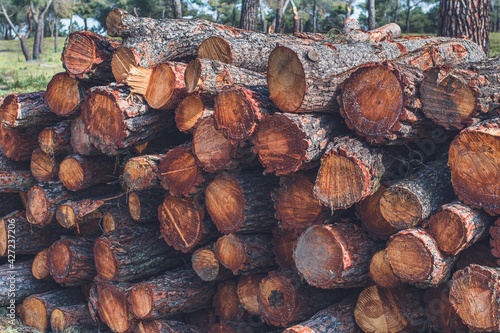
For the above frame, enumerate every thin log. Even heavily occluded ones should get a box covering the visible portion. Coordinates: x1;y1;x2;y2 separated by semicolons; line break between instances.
0;91;61;128
38;120;72;155
213;279;247;321
44;72;87;117
32;249;53;280
341;23;401;42
30;148;62;182
27;181;72;226
175;94;214;133
192;243;232;282
128;189;163;223
50;303;96;333
56;198;105;230
102;205;136;233
369;250;401;289
95;277;136;333
123;154;163;191
59;154;116;191
0;155;36;192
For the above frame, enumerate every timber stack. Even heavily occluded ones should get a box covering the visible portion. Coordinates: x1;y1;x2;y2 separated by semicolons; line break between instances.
0;9;499;333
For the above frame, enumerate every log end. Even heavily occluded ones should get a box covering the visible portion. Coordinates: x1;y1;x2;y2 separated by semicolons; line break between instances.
175;94;206;133
214;88;256;141
56;205;76;229
258;272;296;327
94;238;118;280
215;234;246;274
22;296;49;332
128;283;153;319
237;275;262;315
198;36;232;65
99;286;133;333
386;233;432;283
106;9;126;37
48;240;71;280
369;250;401;289
123;158;156;191
50;308;67;332
192;248;221;282
185;59;202;94
379;186;422;230
145;63;176;110
112;47;137;83
31;148;58;183
429;210;466;254
0;94;20;127
62;32;96;76
27;185;51;226
32;249;51;280
45;72;81;116
159;147;203;197
59;156;87;191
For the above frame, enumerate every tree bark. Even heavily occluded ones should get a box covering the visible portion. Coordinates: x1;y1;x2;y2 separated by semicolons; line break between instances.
55;198;106;231
38;120;72;155
171;0;182;19
0;91;62;128
31;0;54;61
240;0;259;31
102;205;136;234
70;117;99;156
50;303;96;333
123;154;163;191
0;156;36;192
135;320;205;333
0;126;40;161
275;0;284;33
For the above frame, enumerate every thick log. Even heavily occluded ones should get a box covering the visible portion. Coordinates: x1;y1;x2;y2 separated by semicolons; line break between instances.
271;228;297;270
237;274;263;315
252;113;340;175
213;279;247;321
192;243;232;282
0;259;57;305
420;56;500;130
48;237;96;286
59;154;116;191
368;250;401;289
258;270;344;327
135;320;205;333
95;277;136;333
93;224;183;281
38;120;72;155
379;161;454;230
70;117;99;155
214;234;277;275
32;249;52;280
386;228;455;288
30;148;62;182
354;285;426;333
294;223;375;289
429;201;491;255
102;205;136;233
128;190;163;223
448;117;500;214
22;288;85;332
423;285;468;333
127;268;217;319
27;182;72;226
51;303;96;333
0;156;36;192
175;94;214;133
313;135;385;210
0;125;41;161
61;31;121;82
123;154;163;191
56;198;105;231
0;91;61;128
206;171;278;234
45;72;87;117
81;84;176;156
267;37;485;113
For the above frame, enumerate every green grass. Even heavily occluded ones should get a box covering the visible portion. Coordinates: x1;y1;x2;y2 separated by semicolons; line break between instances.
490;32;500;56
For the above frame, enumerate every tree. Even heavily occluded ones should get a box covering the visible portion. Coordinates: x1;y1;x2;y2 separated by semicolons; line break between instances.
368;0;375;29
52;0;73;52
0;1;32;60
438;0;490;55
240;0;259;30
31;0;52;60
171;0;182;18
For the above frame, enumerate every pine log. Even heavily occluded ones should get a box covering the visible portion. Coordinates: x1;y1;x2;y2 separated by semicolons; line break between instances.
339;62;436;144
368;250;401;289
59;154;116;191
87;284;101;327
102;205;136;233
27;182;72;226
30;148;62;182
0;91;62;128
0;259;57;305
128;190;163;223
294;223;375;289
271;228;297;270
0;125;41;161
56;198;105;231
135;320;205;333
354;285;426;333
81;84;176;156
70;117;99;155
237;275;263;316
313;135;385;210
48;237;96;286
22;288;85;332
379;161;454;230
111;46;138;83
283;295;360;333
429;201;491;255
127;268;217;319
355;185;398;240
214;234;277;275
489;218;500;265
213;279;247;321
50;303;96;333
258;270;345;327
44;72;87;117
252;112;341;175
423;285;468;333
205;171;278;234
175;94;214;133
95;277;136;333
32;249;52;280
38;120;72;155
341;23;401;43
123;154;163;191
192;243;232;282
0;156;36;192
449;264;500;332
61;31;121;82
386;228;455;288
448;117;500;214
93;224;183;281
267;37;485;113
420;56;500;130
158;145;204;197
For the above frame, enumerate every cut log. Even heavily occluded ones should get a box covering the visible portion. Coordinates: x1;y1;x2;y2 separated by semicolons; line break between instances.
213;279;247;321
424;285;468;333
22;288;85;332
368;250;401;289
102;205;136;233
420;57;500;130
70;117;99;155
127;268;217;319
271;228;297;270
56;198;105;231
313;135;385;210
252;112;341;175
283;295;360;333
354;285;426;333
111;46;138;83
123;154;163;191
59;154;116;191
61;31;121;82
457;241;497;270
135;320;205;333
95;277;136;333
38;120;72;156
93;224;183;281
45;72;87;117
379;161;454;230
236;274;263;316
429;201;491;255
272;173;327;233
192;243;232;282
449;264;500;332
0;259;57;305
0;125;41;161
81;84;176;156
205;171;278;234
341;23;401;43
158;145;204;197
30;148;62;183
386;228;455;288
0;91;62;128
128;190;163;223
293;223;375;289
214;234;277;275
267;37;486;113
0;156;36;192
51;303;96;333
258;270;345;327
27;182;72;226
448;117;500;214
48;237;96;286
32;249;53;280
175;94;214;133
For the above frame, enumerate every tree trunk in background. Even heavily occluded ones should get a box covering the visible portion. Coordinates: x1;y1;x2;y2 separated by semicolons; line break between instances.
233;6;237;27
240;0;259;31
31;0;53;60
406;0;411;33
84;17;88;31
171;0;182;19
368;0;376;30
313;0;317;32
54;15;58;53
0;2;32;60
275;0;284;33
68;16;72;35
394;0;399;23
438;0;490;55
259;0;267;32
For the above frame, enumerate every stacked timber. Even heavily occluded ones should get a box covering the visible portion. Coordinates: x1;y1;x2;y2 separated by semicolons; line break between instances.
0;9;499;333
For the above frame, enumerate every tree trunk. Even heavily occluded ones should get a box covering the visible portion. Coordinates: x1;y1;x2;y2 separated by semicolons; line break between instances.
438;0;490;55
55;198;106;231
0;126;41;161
405;0;411;33
175;94;214;134
50;304;96;333
59;154;116;191
0;2;31;61
213;280;247;321
394;0;399;22
312;0;317;32
38;120;72;155
102;205;136;234
259;0;267;32
54;15;58;53
240;0;259;31
0;91;62;128
275;0;284;33
368;0;376;30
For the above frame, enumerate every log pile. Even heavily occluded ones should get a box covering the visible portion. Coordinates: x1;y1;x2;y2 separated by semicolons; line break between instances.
1;10;499;333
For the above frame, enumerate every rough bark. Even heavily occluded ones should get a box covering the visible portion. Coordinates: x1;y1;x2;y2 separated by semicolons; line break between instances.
50;303;96;333
55;198;106;231
0;91;62;128
369;250;401;289
44;72;88;117
213;279;247;321
240;0;259;31
128;190;164;223
341;23;401;43
102;205;136;234
123;154;163;191
0;156;36;192
0;125;41;161
30;148;62;183
27;181;73;227
59;154;116;191
38;120;72;156
489;218;500;265
192;243;233;282
70;117;99;156
175;94;214;133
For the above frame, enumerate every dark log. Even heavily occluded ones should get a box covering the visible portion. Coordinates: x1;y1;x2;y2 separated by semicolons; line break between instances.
271;228;297;270
0;125;41;161
457;241;497;270
128;190;163;223
127;268;217;319
70;117;99;155
123;154;163;191
134;320;205;333
27;182;72;226
50;303;96;333
0;156;36;192
175;94;214;133
30;148;62;182
0;91;61;128
102;205;136;234
183;307;218;329
448;117;500;214
294;223;375;289
208;321;255;333
38;120;72;155
0;193;26;218
368;250;401;289
424;285;468;333
205;171;278;234
95;277;136;333
213;279;247;321
45;72;87;117
192;243;232;282
32;249;52;280
59;154;116;191
236;274;263;316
